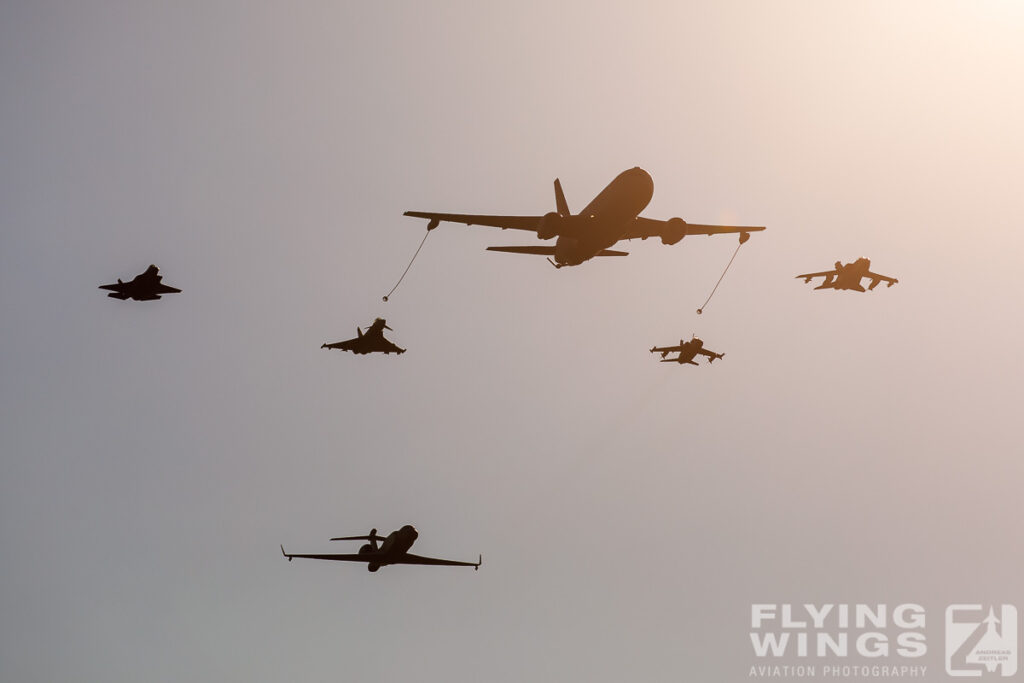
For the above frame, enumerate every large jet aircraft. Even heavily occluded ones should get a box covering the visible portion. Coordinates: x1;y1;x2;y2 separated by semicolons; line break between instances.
796;258;898;291
281;525;481;572
405;167;765;268
98;265;181;301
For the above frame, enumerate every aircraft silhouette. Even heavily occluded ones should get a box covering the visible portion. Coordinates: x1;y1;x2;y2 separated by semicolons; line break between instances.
796;258;898;291
98;265;181;301
650;336;724;366
281;525;481;572
321;318;405;355
405;167;765;268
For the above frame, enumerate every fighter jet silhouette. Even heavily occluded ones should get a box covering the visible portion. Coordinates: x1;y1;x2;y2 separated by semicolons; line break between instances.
98;265;181;301
796;258;898;291
321;318;405;355
281;525;481;572
650;336;724;366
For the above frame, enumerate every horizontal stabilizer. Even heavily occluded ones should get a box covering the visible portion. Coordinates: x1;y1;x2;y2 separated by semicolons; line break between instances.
486;246;557;256
486;246;628;257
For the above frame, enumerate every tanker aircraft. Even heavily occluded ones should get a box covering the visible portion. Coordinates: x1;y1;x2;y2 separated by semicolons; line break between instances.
98;265;181;301
281;525;481;572
796;258;898;291
321;318;405;355
650;336;724;366
405;167;765;268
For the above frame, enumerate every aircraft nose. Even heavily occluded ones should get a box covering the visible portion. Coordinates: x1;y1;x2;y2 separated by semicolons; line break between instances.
626;167;654;202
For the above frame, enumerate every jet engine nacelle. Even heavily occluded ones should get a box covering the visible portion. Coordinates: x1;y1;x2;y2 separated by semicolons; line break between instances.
661;217;687;245
367;563;380;572
537;211;563;240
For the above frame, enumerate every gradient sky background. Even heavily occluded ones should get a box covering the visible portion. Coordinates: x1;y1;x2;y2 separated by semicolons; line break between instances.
3;2;1024;682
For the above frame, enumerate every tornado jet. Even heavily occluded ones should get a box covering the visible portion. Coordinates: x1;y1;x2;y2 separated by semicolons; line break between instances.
650;336;724;366
99;265;181;301
321;318;405;355
796;258;898;291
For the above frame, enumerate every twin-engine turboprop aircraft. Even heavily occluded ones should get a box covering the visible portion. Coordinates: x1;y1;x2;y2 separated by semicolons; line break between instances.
796;258;898;291
99;265;181;301
650;336;724;366
281;525;481;572
405;167;765;268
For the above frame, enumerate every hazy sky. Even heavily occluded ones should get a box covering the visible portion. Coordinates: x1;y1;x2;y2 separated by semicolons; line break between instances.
3;2;1024;682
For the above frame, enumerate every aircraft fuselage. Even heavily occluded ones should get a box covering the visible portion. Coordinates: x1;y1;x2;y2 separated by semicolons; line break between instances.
823;258;872;291
367;525;419;566
554;167;654;266
677;345;701;364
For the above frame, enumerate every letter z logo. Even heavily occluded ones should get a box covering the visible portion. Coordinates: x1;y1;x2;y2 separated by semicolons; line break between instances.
946;604;1018;677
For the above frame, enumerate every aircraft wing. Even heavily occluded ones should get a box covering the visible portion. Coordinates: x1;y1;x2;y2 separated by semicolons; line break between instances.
865;271;898;289
281;546;369;562
404;211;542;232
650;345;683;354
795;270;837;282
625;217;766;242
156;284;182;294
393;553;482;568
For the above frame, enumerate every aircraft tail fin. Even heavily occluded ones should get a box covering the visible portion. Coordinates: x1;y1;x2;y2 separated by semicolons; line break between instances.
554;179;570;217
